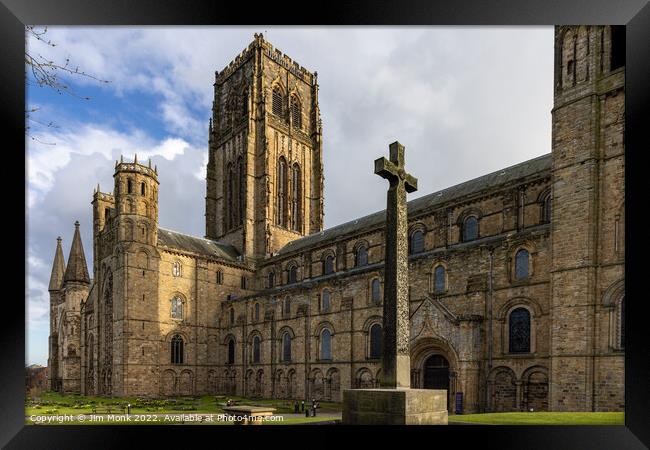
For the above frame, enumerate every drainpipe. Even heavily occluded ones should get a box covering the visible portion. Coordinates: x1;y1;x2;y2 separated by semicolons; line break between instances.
486;246;495;412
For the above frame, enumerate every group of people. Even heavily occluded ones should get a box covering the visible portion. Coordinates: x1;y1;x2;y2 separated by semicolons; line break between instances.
294;399;320;416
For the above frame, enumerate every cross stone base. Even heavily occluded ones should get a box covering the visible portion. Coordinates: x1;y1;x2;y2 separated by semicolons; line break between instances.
342;388;448;425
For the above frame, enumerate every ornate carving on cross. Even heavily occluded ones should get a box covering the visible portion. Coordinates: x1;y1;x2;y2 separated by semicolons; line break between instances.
374;141;418;389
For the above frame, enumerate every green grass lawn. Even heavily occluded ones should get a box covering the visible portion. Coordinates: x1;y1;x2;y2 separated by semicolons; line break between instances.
448;412;624;425
26;391;341;425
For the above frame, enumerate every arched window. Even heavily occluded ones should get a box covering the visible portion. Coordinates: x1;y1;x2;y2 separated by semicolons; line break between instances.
321;329;332;360
170;296;184;320
172;261;182;277
323;254;334;275
216;270;223;285
277;157;288;227
140;182;146;196
410;229;424;254
171;335;184;364
291;96;302;128
542;194;552;223
463;216;479;241
371;278;381;304
272;86;283;116
227;162;236;229
254;303;260;322
355;245;368;267
369;324;382;359
509;308;531;353
242;90;248;119
253;336;261;363
434;265;446;293
284;297;291;317
291;163;302;231
288;265;297;284
229;308;235;326
282;332;292;362
127;179;133;194
227;339;235;364
620;296;625;349
321;289;331;312
268;271;275;288
515;249;530;280
238;157;245;226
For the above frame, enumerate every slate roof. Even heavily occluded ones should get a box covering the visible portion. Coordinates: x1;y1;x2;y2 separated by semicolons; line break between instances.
278;153;552;256
157;228;240;262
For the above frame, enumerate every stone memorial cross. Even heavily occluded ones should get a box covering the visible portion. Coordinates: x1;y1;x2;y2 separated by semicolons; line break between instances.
374;141;418;389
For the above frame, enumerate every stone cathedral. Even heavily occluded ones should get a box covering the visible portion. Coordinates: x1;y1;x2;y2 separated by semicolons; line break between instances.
47;27;625;413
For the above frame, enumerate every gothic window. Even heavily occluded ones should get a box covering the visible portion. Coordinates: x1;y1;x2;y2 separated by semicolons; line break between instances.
542;193;552;223
291;96;302;128
216;270;223;285
172;261;182;277
240;276;247;289
238;157;245;226
323;254;334;275
291;163;302;231
620;296;625;349
253;336;261;363
272;86;283;116
127;179;133;194
227;162;235;229
171;335;184;364
515;249;530;280
288;265;297;284
242;91;248;119
254;303;260;322
610;26;626;71
277;157;288;227
355;245;368;267
321;329;332;360
509;308;531;353
463;216;479;242
434;265;446;293
170;296;184;320
284;297;291;317
227;338;235;364
282;332;292;362
140;182;146;196
268;271;275;288
369;324;382;359
321;289;331;312
229;308;235;326
410;229;424;254
371;278;381;304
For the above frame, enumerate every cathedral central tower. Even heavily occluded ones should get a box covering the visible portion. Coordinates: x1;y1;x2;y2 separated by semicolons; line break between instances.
205;34;324;260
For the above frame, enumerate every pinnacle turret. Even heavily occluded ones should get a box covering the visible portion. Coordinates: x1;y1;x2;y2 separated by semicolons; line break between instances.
48;237;66;291
63;221;90;285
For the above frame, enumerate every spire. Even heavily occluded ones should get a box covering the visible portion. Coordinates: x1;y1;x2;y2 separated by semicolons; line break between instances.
48;237;66;291
63;221;90;285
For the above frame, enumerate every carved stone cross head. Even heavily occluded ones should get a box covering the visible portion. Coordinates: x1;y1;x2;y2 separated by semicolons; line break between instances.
374;141;418;193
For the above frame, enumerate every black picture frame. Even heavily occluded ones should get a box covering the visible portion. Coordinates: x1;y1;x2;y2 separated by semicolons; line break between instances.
3;0;649;448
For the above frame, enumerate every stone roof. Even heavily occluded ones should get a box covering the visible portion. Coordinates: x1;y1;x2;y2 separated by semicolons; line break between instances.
157;228;240;262
48;237;66;291
278;153;551;256
63;221;90;284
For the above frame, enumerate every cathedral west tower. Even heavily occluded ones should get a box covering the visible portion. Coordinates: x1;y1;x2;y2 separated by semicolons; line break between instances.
205;34;324;261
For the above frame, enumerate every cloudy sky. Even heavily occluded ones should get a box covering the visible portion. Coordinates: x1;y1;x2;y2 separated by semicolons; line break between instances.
26;26;554;365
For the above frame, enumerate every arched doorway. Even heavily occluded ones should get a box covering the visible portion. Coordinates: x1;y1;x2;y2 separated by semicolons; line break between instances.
423;354;450;391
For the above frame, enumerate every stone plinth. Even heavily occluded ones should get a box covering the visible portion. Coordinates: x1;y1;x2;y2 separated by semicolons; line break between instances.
342;388;448;425
222;406;276;425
